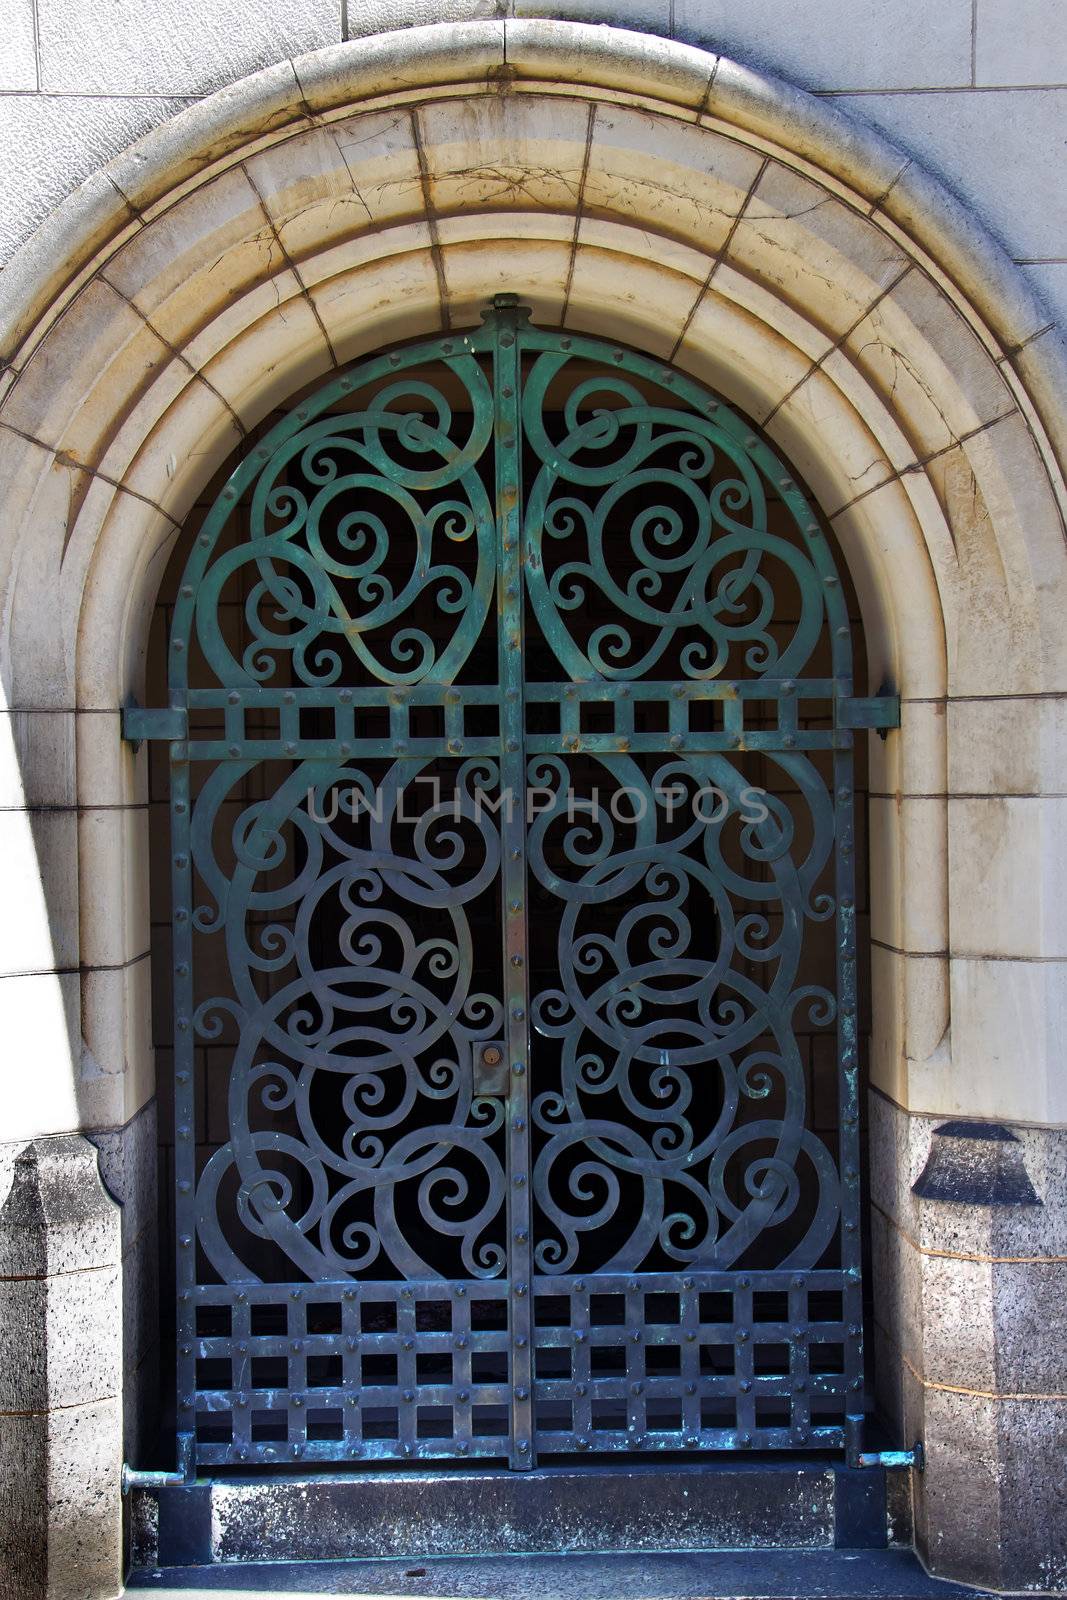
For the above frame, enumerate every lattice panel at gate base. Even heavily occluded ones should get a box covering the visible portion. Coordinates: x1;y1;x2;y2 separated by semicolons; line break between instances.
188;1281;511;1465
533;1272;859;1456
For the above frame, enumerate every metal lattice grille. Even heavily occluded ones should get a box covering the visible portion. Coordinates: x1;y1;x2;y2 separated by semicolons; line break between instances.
145;296;886;1475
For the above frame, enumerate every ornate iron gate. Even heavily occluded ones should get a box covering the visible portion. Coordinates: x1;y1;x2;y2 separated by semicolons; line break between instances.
130;296;897;1476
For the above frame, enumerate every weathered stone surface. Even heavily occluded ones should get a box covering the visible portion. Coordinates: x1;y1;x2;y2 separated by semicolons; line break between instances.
37;0;340;96
0;0;37;92
827;86;1067;260
912;1122;1041;1208
0;93;194;266
871;1092;1067;1590
0;1136;124;1600
0;1135;120;1279
675;0;972;90
975;0;1067;87
0;710;76;812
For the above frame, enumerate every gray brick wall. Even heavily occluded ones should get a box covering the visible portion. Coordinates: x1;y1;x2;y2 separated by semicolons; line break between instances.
0;0;1063;329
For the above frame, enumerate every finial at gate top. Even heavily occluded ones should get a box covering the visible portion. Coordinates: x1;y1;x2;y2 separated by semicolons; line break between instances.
482;293;533;327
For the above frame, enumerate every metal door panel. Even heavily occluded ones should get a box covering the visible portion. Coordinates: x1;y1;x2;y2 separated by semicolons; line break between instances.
135;298;886;1476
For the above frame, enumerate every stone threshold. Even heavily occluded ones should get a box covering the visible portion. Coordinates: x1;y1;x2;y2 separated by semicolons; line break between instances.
124;1547;998;1599
130;1461;892;1570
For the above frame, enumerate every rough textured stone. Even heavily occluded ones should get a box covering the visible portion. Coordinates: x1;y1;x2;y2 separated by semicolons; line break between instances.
675;0;972;90
976;0;1067;88
37;0;340;96
1023;261;1067;334
0;1136;124;1600
0;710;76;811
827;87;1067;260
0;0;37;92
870;1092;1067;1590
0;93;195;265
912;1122;1041;1207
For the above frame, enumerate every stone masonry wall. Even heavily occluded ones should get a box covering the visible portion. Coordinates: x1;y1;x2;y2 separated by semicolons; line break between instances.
0;0;1065;333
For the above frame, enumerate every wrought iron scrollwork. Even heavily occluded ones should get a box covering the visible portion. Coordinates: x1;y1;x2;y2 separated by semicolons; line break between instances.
153;300;868;1473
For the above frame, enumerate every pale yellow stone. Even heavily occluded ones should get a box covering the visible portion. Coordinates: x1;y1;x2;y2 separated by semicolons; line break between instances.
439;235;571;330
308;243;444;366
80;955;155;1114
869;942;951;1109
77;806;151;971
674;280;817;424
584;103;763;256
104;166;281;353
824;479;949;702
196;295;334;427
1;279;170;467
949;796;1067;960
947;695;1067;797
845;266;1016;461
565;241;701;358
244;109;425;261
944;956;1067;1123
869;795;949;955
924;414;1067;697
727;160;909;342
770;364;897;517
418;93;591;218
868;699;948;801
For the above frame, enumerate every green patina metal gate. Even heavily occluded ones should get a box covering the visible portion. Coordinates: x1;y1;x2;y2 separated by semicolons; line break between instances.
129;295;896;1475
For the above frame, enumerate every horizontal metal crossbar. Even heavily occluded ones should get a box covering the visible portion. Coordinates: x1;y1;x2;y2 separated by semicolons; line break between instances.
154;297;872;1477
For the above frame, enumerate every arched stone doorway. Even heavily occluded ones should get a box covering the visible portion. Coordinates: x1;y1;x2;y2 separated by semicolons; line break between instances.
139;300;883;1478
0;19;1064;1597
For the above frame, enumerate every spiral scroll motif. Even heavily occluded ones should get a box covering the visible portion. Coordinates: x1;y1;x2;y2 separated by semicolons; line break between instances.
193;759;507;1282
164;310;862;1467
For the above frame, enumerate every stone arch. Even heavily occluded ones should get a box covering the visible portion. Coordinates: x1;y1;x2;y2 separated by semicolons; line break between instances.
0;19;1064;1593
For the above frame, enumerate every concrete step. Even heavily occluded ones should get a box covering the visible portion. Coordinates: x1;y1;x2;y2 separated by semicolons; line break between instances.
131;1462;896;1571
124;1548;994;1599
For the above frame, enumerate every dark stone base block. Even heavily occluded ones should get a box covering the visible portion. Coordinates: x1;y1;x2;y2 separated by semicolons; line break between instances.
132;1461;891;1571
